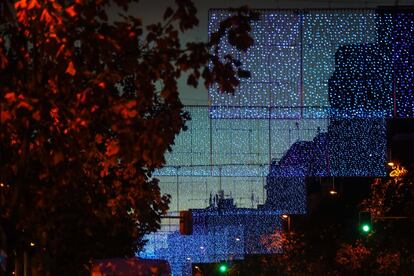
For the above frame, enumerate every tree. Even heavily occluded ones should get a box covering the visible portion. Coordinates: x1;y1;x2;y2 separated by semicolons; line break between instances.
243;172;414;275
357;169;414;274
0;0;256;274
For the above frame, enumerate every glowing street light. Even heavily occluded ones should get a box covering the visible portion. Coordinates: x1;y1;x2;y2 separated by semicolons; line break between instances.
281;214;291;232
329;190;338;195
387;162;395;167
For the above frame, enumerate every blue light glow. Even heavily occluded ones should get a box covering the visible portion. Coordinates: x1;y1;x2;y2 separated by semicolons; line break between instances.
144;8;414;275
140;211;282;275
208;9;414;119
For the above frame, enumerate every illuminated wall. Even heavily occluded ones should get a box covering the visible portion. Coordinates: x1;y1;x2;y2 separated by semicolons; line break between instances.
157;106;385;180
208;9;414;118
140;211;282;275
144;8;414;275
392;11;414;117
159;106;328;177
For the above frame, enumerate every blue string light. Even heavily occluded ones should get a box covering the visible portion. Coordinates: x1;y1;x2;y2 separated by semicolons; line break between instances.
208;10;414;119
139;211;282;275
144;9;414;275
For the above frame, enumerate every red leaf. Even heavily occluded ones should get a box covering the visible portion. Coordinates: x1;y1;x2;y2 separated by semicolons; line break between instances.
4;92;16;103
32;110;41;121
105;140;119;157
40;9;53;25
0;51;8;70
65;6;77;17
27;0;40;10
0;110;11;123
65;61;76;76
95;134;103;144
14;0;27;9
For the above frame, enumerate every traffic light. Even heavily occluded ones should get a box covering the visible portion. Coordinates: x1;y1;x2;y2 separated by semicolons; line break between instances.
218;263;228;274
179;210;193;235
359;211;372;234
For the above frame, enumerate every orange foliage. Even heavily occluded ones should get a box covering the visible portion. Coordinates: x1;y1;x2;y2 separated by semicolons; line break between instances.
95;134;103;144
336;242;371;270
105;140;120;157
0;110;11;123
65;6;77;17
4;92;16;103
0;0;256;274
65;61;76;76
27;0;41;10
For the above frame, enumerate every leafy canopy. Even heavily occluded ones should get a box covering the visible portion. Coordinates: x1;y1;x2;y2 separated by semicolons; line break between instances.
0;0;256;274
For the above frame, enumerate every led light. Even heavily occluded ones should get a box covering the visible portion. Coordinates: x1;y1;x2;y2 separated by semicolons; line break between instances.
361;224;371;233
141;9;414;276
219;264;228;273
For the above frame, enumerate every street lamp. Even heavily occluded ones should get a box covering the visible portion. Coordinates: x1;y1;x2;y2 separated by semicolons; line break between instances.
281;214;291;232
329;190;338;195
329;177;338;196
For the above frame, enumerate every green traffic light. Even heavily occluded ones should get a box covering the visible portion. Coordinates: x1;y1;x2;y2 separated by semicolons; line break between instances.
219;264;228;273
361;223;371;233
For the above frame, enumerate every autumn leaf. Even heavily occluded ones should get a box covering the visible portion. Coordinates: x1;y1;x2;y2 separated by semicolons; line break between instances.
52;1;63;13
105;140;120;157
32;110;41;121
49;107;59;124
0;110;11;123
48;79;58;93
0;2;255;274
65;61;76;76
126;100;136;108
14;0;27;9
4;92;16;103
27;0;41;10
17;101;33;111
0;52;8;70
95;134;103;144
40;9;53;25
65;6;77;17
